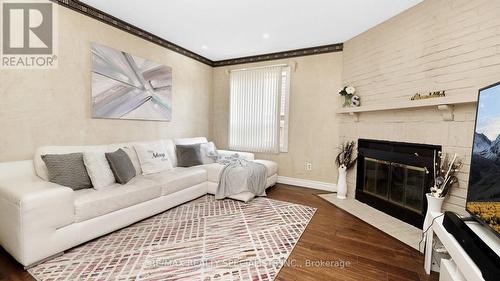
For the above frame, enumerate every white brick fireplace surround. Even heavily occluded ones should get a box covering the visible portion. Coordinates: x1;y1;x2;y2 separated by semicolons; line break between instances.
338;0;500;215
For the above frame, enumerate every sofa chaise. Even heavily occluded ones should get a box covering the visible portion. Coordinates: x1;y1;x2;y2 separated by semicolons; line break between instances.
0;137;278;267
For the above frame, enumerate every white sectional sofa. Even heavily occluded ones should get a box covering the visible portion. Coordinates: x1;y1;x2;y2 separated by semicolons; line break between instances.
0;137;278;267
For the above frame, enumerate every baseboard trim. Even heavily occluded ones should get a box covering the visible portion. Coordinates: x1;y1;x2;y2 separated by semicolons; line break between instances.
277;176;336;192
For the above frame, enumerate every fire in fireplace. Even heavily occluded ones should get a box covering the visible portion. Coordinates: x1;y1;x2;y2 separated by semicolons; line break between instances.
356;139;441;228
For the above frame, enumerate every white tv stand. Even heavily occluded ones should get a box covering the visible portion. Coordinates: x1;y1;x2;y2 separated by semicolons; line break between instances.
424;212;500;281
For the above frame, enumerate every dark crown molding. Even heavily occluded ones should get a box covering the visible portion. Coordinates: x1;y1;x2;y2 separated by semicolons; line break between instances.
212;43;343;67
52;0;343;67
51;0;214;66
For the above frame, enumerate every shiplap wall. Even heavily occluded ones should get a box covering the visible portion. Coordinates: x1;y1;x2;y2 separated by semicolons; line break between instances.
340;0;500;214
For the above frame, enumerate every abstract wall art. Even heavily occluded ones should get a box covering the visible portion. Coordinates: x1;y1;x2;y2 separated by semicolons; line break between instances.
91;43;172;121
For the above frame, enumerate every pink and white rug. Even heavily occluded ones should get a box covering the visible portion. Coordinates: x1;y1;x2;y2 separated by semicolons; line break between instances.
28;195;316;280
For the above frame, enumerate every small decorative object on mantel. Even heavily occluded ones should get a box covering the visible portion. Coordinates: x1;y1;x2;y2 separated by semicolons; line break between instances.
338;85;356;107
351;95;361;107
335;141;357;199
411;90;446;101
423;150;463;231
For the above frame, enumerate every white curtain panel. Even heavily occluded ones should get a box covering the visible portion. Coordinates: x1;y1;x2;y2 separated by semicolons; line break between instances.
229;65;283;153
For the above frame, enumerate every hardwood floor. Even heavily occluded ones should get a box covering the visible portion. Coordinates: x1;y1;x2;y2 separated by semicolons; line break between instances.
268;184;438;281
0;248;33;281
0;184;439;281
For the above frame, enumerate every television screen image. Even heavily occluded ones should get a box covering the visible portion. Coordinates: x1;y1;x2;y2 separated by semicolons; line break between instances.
467;82;500;236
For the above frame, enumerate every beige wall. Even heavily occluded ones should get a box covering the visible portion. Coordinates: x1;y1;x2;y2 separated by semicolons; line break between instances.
3;0;498;213
212;53;343;184
0;6;213;162
341;0;500;214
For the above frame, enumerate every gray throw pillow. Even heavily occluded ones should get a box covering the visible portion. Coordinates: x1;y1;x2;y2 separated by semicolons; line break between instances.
41;153;92;190
176;144;203;167
105;149;136;184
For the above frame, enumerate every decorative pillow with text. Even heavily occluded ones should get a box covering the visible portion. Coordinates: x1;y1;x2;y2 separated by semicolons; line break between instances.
134;140;173;175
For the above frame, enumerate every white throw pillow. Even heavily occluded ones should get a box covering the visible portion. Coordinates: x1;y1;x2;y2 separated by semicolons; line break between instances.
83;150;116;189
200;142;218;164
122;146;142;175
134;140;173;175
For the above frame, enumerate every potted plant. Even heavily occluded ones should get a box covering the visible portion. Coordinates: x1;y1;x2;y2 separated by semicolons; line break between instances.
423;151;463;230
338;85;356;107
335;141;357;199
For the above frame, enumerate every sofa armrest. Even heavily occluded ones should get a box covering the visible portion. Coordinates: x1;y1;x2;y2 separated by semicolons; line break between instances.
218;150;255;161
0;175;74;264
0;176;75;226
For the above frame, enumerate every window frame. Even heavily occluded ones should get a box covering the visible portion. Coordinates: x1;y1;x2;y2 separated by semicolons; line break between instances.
280;66;291;153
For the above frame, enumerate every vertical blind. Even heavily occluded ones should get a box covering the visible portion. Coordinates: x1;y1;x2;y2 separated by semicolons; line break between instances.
229;65;283;153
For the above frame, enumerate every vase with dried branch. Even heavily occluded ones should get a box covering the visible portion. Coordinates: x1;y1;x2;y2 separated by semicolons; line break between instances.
335;141;357;199
423;151;463;231
430;151;463;198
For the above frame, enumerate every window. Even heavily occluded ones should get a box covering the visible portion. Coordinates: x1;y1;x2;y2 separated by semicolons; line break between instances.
229;65;291;153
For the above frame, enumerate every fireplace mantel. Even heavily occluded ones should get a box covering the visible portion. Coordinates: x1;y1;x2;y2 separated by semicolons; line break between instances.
337;93;477;122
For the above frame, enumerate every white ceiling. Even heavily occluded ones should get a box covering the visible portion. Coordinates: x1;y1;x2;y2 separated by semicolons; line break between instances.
80;0;422;61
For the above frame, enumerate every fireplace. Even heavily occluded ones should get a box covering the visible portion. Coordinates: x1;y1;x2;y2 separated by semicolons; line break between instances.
356;139;441;228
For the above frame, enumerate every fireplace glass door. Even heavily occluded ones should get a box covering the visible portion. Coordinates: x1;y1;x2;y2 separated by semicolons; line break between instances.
363;157;425;213
363;158;390;199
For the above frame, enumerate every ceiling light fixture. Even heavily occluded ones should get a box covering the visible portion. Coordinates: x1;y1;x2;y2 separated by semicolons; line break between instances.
262;33;270;39
201;45;208;50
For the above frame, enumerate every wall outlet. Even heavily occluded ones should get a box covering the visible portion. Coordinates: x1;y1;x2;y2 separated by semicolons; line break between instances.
305;162;312;171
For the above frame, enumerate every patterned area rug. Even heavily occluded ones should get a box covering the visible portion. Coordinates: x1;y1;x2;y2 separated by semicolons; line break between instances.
29;195;316;280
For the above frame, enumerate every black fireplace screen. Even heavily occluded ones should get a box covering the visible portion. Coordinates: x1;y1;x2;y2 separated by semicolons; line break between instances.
356;139;441;228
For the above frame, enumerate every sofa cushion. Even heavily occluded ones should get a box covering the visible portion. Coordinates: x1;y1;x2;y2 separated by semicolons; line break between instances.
73;177;161;222
203;160;278;183
105;149;136;184
121;146;142;176
173;137;208;146
206;174;277;195
173;138;211;167
162;139;178;168
252;160;278;176
134;140;173;175
34;140;176;179
217;150;255;161
34;145;107;181
83;150;116;189
200;142;218;164
203;163;224;183
144;167;206;195
176;144;203;167
41;153;93;190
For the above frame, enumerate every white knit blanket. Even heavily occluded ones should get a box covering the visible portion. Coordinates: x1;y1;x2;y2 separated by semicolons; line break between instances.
215;157;267;201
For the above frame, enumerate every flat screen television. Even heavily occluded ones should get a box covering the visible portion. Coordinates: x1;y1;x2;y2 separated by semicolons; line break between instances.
467;82;500;236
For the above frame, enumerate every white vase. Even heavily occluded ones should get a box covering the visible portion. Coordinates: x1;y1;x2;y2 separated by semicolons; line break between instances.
423;193;444;231
337;166;348;199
